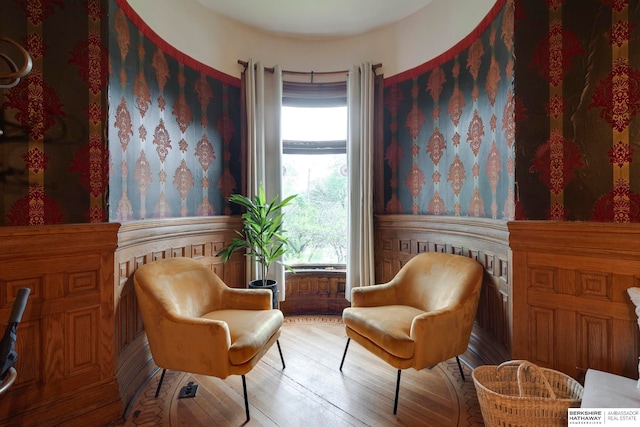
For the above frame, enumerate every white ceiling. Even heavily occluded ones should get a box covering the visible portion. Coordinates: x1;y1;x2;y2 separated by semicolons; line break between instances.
195;0;434;38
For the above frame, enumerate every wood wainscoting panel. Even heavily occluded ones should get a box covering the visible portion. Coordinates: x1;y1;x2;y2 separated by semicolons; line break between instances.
114;217;245;414
66;306;99;375
510;221;640;380
0;223;122;427
578;314;611;373
529;306;554;366
375;215;512;367
280;270;350;315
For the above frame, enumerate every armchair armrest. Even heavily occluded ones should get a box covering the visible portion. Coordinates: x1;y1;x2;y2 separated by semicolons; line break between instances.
351;282;397;307
410;306;472;369
149;311;233;377
222;287;272;310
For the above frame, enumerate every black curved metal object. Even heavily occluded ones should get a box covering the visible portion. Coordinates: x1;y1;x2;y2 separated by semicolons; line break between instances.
0;37;33;88
0;287;30;381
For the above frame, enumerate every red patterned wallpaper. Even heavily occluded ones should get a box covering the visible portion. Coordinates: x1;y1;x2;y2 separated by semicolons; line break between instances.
0;0;109;225
515;0;640;221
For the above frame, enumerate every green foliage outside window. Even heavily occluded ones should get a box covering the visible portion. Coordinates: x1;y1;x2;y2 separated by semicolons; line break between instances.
283;155;347;265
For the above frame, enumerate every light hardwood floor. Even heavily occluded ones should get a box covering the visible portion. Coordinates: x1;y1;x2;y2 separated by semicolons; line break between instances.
122;316;484;426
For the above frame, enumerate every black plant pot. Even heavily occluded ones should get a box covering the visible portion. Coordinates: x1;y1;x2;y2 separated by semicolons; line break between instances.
248;279;278;309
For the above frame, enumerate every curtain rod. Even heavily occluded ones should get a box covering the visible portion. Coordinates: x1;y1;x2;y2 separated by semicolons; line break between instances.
237;60;381;77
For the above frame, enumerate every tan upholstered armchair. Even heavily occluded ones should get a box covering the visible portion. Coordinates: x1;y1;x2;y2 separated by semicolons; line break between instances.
340;252;483;414
133;257;285;422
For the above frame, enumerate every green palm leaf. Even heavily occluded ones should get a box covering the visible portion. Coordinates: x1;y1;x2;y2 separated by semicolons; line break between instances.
216;183;297;285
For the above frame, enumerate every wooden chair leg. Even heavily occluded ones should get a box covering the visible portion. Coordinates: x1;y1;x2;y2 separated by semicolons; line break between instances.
242;374;250;422
456;356;466;381
394;369;401;415
339;338;351;371
155;368;167;398
277;339;286;369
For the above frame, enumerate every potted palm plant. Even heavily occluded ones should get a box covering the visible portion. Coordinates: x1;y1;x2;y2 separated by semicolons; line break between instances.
217;185;296;309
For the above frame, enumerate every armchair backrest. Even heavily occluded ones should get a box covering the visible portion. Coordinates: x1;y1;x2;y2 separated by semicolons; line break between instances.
134;257;242;375
390;252;483;313
134;257;226;319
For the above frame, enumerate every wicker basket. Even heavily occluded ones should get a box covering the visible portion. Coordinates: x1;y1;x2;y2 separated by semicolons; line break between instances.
472;360;584;427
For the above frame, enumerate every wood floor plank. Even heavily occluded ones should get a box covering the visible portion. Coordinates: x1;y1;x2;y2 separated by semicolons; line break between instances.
122;316;483;426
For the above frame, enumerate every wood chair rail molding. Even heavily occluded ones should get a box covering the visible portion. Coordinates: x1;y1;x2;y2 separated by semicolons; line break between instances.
0;222;119;260
374;214;512;367
509;221;640;380
114;216;245;414
376;214;510;247
0;223;122;427
509;220;640;258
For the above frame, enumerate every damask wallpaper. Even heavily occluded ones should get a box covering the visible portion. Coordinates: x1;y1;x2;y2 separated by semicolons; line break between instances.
0;0;241;225
4;0;635;225
515;0;640;221
0;0;109;225
382;0;515;219
108;0;242;221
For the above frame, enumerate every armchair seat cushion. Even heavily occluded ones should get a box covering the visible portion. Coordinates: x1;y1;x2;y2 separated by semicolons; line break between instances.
343;305;425;359
203;309;284;365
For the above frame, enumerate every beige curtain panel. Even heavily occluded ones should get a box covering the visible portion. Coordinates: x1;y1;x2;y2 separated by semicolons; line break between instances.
244;59;286;298
346;62;375;299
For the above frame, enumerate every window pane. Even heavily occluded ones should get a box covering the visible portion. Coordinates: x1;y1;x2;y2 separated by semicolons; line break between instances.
283;153;347;266
282;106;347;142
